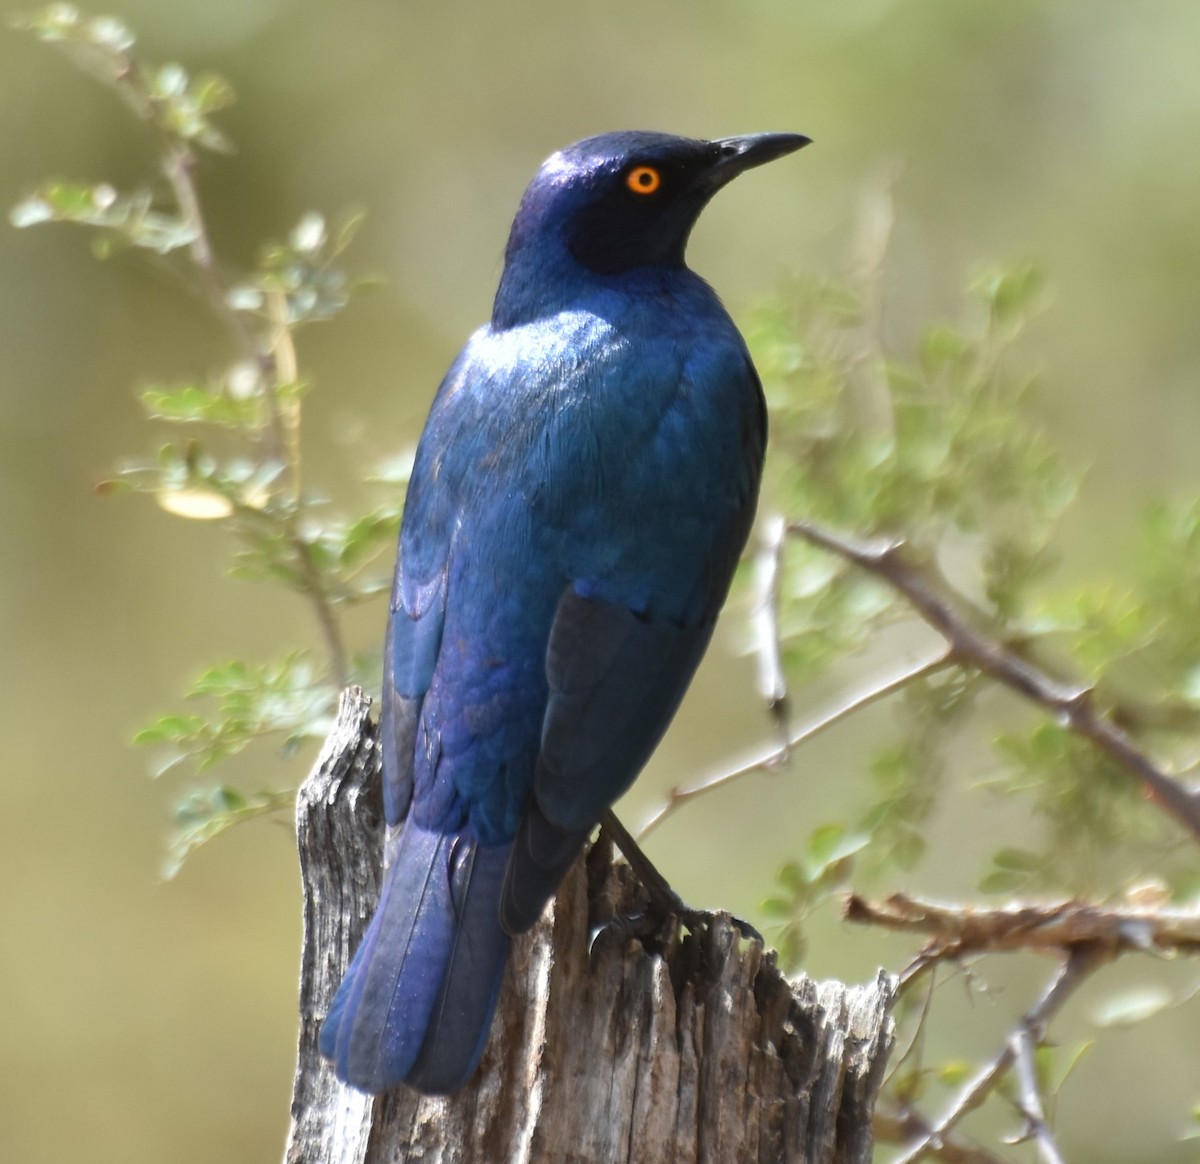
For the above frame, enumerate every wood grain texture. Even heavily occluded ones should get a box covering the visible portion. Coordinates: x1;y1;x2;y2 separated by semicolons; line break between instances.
285;687;895;1164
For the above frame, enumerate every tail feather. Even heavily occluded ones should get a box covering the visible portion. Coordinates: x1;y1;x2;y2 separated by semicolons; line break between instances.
407;842;511;1093
319;822;511;1095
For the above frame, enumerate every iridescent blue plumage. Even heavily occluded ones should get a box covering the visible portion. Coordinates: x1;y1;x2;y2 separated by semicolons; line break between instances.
319;130;809;1094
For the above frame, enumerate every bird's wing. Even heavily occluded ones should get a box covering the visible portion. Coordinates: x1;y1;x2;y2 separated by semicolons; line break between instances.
500;585;712;932
537;587;713;826
379;355;483;827
381;562;447;827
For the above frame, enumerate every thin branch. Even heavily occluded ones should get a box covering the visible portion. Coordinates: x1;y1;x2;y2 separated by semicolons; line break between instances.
1009;1023;1066;1164
157;139;273;377
874;1107;1010;1164
636;650;952;840
292;538;350;689
265;286;301;486
752;514;791;753
882;961;939;1091
893;945;1110;1164
788;520;1200;842
154;114;349;688
845;891;1200;960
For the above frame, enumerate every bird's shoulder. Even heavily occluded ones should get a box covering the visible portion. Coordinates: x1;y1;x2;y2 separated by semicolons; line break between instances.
463;278;756;419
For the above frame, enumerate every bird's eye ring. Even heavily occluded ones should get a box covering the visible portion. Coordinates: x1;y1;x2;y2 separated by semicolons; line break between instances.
626;166;662;196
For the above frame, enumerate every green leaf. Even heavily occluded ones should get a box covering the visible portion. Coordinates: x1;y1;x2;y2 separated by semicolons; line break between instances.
290;212;326;254
804;823;870;889
759;896;793;919
935;1060;972;1087
1036;1039;1093;1096
991;847;1043;872
191;71;235;115
10;181;198;253
974;263;1046;325
10;4;79;36
775;860;809;894
134;713;209;747
136;653;337;774
152;62;188;99
978;870;1026;895
806;823;847;866
334;209;367;254
163;784;294;877
140;383;263;429
86;13;135;51
10;196;55;227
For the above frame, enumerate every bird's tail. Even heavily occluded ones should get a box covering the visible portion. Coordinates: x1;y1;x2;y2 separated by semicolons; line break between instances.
319;821;511;1095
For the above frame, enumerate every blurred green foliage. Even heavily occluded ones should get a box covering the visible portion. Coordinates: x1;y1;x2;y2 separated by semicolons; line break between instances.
11;4;400;867
745;248;1200;1149
748;264;1197;920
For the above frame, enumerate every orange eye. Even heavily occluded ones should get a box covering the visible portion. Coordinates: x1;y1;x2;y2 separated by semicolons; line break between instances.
626;165;662;195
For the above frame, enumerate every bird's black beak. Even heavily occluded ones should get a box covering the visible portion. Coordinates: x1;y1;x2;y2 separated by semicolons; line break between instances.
701;132;811;191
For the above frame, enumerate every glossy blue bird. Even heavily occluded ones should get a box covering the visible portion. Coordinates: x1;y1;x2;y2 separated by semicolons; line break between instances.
319;129;809;1095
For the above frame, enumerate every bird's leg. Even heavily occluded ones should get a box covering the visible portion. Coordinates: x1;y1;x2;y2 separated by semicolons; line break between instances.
598;810;763;943
599;809;688;915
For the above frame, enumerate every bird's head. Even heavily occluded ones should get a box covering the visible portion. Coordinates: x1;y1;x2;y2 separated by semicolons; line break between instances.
493;130;810;327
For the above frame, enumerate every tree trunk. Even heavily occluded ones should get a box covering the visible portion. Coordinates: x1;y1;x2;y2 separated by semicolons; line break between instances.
284;687;895;1164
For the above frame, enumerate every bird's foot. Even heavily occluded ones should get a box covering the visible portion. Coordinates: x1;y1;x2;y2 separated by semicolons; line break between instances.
596;810;764;944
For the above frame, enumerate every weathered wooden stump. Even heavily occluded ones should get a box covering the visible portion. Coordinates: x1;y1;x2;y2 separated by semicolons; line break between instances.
285;688;895;1163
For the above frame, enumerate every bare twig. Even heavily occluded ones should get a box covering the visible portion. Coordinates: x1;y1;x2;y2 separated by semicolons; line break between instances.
265;286;301;483
636;650;951;840
893;945;1110;1164
1009;1023;1066;1164
292;538;350;689
752;514;791;753
157;138;273;378
882;962;939;1090
874;1107;1010;1164
788;521;1200;842
845;891;1200;960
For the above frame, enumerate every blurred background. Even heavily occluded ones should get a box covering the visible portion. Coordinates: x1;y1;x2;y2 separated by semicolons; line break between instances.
2;1;1198;1160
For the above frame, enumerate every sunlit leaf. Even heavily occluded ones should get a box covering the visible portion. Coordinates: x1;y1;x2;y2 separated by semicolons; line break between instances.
1091;986;1173;1028
156;486;234;520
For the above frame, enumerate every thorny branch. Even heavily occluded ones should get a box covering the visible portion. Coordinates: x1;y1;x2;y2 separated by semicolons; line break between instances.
676;512;1200;1160
789;520;1200;842
892;945;1110;1164
844;892;1200;965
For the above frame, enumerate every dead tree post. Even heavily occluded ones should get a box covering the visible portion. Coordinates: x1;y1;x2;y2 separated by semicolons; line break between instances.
284;687;895;1163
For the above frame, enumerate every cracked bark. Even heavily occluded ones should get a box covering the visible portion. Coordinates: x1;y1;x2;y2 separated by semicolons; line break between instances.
284;688;895;1164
